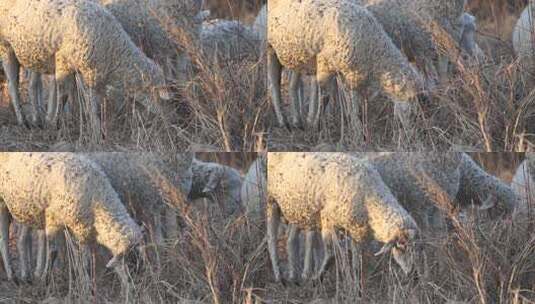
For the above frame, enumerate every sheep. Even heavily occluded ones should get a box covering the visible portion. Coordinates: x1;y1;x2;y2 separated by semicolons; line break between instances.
511;154;535;217
200;19;262;63
296;152;519;280
267;152;419;282
513;2;535;86
267;0;425;131
240;155;267;221
0;0;169;141
189;158;244;216
0;153;143;293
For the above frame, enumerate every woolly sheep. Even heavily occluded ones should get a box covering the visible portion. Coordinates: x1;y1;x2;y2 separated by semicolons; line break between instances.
0;153;143;290
240;155;266;220
200;19;262;63
267;152;419;282
189;159;243;216
297;152;518;280
513;2;535;85
0;0;169;140
268;0;425;130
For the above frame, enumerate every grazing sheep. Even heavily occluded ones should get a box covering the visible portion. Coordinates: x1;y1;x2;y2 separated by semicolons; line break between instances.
298;152;518;281
200;19;262;63
355;0;467;81
513;2;535;85
0;0;169;140
267;152;419;282
240;155;267;220
0;153;143;292
189;159;243;216
268;0;424;130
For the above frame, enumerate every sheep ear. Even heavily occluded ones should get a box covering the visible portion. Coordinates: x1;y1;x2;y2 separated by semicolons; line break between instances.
479;195;496;210
374;242;394;256
106;255;122;269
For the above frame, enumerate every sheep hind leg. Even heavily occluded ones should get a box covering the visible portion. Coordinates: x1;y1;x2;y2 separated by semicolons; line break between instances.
45;77;58;128
0;205;14;281
3;52;26;127
17;225;32;283
266;199;282;283
267;45;288;129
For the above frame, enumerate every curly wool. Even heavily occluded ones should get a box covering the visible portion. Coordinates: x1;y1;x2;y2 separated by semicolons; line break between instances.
0;153;142;257
268;0;424;102
200;19;262;63
355;0;466;73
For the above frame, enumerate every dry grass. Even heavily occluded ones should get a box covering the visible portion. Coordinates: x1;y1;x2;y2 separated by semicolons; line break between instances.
0;6;267;152
1;153;533;303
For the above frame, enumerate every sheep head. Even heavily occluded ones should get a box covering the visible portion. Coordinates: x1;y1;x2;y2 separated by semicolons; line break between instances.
375;229;418;275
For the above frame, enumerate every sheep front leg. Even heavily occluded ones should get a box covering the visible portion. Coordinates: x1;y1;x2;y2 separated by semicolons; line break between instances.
17;225;32;282
267;45;288;129
313;227;334;281
164;208;179;241
42;224;61;282
306;78;319;128
28;72;42;127
0;205;14;281
302;229;316;280
286;224;300;282
113;258;134;301
266;199;282;282
3;51;25;126
34;230;46;280
393;101;415;140
437;55;450;82
288;71;303;129
45;77;58;128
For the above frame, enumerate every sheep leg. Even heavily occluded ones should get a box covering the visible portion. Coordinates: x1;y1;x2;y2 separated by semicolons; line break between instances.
28;72;42;126
113;259;134;301
164;208;179;241
17;225;32;283
88;89;103;143
266;199;282;282
306;79;319;128
311;73;335;129
34;230;46;279
152;212;163;271
393;102;415;140
437;55;450;82
302;229;316;280
45;77;58;128
267;45;288;129
0;205;14;281
3;52;26;126
314;228;334;281
288;71;303;129
286;224;300;282
42;224;61;282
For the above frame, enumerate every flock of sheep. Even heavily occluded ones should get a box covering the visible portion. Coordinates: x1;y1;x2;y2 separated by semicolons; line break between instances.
267;0;535;136
0;152;266;299
0;151;534;300
0;0;265;143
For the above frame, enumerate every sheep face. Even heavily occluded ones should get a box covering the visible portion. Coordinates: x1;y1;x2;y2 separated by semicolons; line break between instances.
380;65;424;102
375;228;417;275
